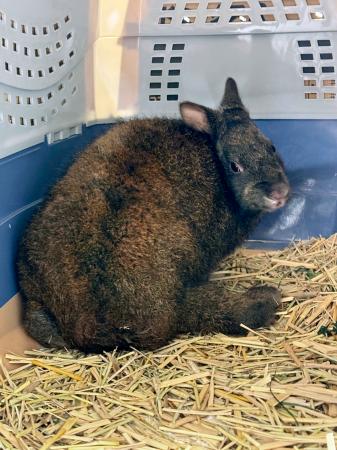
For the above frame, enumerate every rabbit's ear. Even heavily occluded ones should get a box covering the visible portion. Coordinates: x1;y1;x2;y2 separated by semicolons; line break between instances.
220;78;245;111
180;102;215;134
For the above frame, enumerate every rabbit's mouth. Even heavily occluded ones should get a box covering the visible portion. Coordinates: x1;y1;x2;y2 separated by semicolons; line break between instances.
263;195;288;212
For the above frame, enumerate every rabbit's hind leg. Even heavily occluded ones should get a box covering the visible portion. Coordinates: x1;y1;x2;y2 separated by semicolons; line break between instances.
22;297;67;348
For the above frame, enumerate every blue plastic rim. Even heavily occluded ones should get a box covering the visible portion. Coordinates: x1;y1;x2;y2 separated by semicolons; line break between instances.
1;120;337;306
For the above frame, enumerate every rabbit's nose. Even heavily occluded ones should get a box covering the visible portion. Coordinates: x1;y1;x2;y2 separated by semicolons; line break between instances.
269;183;289;201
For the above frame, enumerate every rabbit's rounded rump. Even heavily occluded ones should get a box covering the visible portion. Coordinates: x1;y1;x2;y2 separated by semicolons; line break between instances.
18;79;289;352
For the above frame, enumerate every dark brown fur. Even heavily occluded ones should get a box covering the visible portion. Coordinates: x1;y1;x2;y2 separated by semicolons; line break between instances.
17;79;289;352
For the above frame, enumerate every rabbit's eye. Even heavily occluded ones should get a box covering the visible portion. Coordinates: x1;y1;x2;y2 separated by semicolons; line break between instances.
230;161;244;173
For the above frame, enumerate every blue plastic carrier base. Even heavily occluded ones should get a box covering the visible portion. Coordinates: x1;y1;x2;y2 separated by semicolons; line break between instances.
1;119;337;307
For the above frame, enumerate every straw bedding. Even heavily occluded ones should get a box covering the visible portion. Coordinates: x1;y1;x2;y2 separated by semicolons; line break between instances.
2;234;337;450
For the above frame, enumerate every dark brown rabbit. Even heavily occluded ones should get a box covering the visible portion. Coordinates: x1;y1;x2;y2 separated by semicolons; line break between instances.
17;78;289;352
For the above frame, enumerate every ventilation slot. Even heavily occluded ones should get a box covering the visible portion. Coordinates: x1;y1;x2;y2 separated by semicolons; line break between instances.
162;3;176;10
304;80;316;86
207;2;221;8
185;3;199;9
229;15;251;22
206;16;220;23
230;1;250;8
159;17;172;24
182;16;196;23
324;92;336;99
304;93;318;99
310;11;324;20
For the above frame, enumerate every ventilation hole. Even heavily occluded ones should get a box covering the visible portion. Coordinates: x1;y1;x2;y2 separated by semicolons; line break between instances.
324;92;336;99
0;11;4;21
311;11;324;19
39;69;44;77
1;37;7;47
229;15;251;22
71;86;77;95
149;95;161;101
162;3;176;10
46;46;51;55
318;39;331;47
61;98;67;106
27;69;33;77
34;49;40;57
169;69;180;75
32;26;37;35
231;1;250;8
304;79;316;86
282;0;296;5
300;53;314;61
5;62;11;71
30;118;36;126
259;0;273;5
150;82;162;88
37;97;43;104
16;67;21;75
26;97;32;105
151;69;162;76
323;79;336;86
64;15;70;23
10;19;17;29
182;16;196;23
170;56;183;63
12;42;17;52
43;26;48;35
66;32;72;39
172;43;185;50
53;23;60;31
261;14;275;21
320;53;333;60
306;0;320;3
51;108;57;115
322;66;335;73
298;40;311;47
168;82;179;88
159;17;172;24
48;92;53;99
185;3;199;9
59;58;65;65
8;114;15;124
3;93;9;102
167;94;178;101
286;13;300;20
48;66;54;73
58;83;63;91
24;47;29;56
19;117;25;126
152;56;164;63
206;16;220;22
16;96;21;104
207;2;221;7
154;43;166;50
41;116;47;123
56;41;62;49
304;93;318;99
68;72;74;80
302;67;315;73
69;50;74;58
21;24;27;33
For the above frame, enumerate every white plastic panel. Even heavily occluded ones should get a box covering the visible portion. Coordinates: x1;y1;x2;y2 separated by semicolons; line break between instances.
99;0;337;37
0;0;97;158
92;32;337;122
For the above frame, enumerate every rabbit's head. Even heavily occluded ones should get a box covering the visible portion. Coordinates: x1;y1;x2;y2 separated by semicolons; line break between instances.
180;78;290;213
